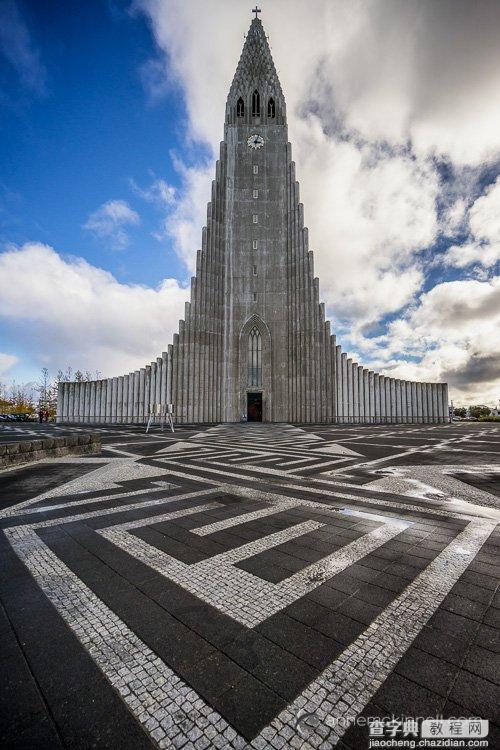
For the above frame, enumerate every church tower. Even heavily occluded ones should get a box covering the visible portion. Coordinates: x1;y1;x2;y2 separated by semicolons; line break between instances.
58;13;449;426
173;14;335;423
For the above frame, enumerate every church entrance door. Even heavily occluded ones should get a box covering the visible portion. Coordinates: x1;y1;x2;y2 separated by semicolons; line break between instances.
247;392;262;422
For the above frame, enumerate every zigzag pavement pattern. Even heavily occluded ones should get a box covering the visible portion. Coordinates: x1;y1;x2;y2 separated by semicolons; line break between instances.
1;421;499;749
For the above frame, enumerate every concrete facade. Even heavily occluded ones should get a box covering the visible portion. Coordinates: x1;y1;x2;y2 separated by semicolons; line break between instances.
58;18;448;426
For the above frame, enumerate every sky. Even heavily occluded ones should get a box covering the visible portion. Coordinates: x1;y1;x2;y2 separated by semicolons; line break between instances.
1;0;499;406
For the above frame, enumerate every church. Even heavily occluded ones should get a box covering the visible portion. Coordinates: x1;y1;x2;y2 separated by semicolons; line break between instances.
58;13;448;425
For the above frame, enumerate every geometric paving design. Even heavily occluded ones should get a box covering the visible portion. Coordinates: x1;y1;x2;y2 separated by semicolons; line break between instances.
1;421;499;748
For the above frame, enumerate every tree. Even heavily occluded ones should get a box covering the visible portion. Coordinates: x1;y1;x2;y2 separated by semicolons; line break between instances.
453;407;467;417
469;405;491;419
9;382;35;414
36;367;51;413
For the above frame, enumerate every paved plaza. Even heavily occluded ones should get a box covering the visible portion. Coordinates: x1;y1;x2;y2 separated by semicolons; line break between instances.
1;421;499;749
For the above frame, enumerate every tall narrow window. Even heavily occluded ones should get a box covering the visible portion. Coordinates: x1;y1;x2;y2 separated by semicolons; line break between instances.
253;165;259;174
268;97;275;118
253;189;259;198
252;89;260;117
248;327;262;386
236;97;245;117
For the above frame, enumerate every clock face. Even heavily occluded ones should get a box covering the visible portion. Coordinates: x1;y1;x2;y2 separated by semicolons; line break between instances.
247;134;264;150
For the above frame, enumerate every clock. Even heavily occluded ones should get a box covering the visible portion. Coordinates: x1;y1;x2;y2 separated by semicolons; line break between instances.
247;134;264;150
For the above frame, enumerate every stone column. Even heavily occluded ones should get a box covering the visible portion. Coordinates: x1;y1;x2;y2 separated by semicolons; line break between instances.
75;382;82;422
133;371;140;422
394;379;401;423
361;370;368;424
105;378;112;423
100;380;107;423
346;358;353;423
341;353;348;423
81;383;87;423
139;368;145;423
427;383;434;423
352;363;359;423
79;382;86;423
144;365;151;420
155;357;162;415
357;365;364;423
335;346;342;424
109;377;116;424
379;375;385;424
70;383;76;422
374;373;380;423
86;382;92;421
167;345;173;412
56;383;63;422
437;383;444;423
129;373;135;421
68;382;73;421
410;382;417;424
161;352;168;415
402;381;407;423
122;375;129;423
366;371;373;423
415;382;422;423
383;377;389;424
95;381;101;422
400;381;407;423
442;383;449;423
431;383;438;423
89;381;96;422
389;379;396;423
117;376;123;423
421;383;428;423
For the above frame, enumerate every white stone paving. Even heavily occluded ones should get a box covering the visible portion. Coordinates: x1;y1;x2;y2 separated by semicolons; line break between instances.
100;504;407;627
3;422;499;748
6;509;496;749
278;516;497;747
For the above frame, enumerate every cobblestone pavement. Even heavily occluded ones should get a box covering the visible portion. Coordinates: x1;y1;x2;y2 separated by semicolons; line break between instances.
1;422;499;749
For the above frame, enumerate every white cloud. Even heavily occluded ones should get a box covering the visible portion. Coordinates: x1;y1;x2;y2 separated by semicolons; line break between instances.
0;351;18;376
157;154;213;272
293;118;439;325
83;199;140;249
130;176;176;208
444;242;500;270
361;276;500;404
469;177;500;243
444;176;500;269
0;0;46;95
0;243;188;376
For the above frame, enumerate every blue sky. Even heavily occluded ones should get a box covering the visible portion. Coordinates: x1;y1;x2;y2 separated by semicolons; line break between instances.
1;0;499;405
1;0;188;288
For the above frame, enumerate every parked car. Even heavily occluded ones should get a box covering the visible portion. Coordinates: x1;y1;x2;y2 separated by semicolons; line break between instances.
10;413;32;422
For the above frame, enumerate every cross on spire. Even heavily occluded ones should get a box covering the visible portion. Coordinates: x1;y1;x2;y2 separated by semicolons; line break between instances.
252;6;261;19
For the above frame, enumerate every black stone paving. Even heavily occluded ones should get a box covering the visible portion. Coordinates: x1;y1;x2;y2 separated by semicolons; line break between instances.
0;422;499;748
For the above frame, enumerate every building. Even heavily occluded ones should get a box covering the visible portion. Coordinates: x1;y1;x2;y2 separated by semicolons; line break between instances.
57;14;448;425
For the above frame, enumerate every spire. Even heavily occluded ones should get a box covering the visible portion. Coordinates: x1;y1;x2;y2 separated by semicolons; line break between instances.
226;16;286;125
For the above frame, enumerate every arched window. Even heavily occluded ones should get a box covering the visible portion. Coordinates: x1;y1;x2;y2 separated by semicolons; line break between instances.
268;97;275;118
252;89;260;117
248;327;262;386
236;97;245;117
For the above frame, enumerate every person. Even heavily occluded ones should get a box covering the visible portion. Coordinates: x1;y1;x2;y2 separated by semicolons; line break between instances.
44;409;49;422
38;410;43;423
